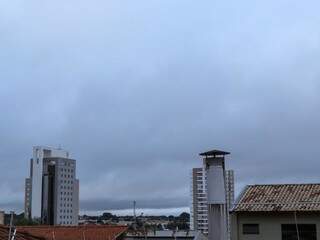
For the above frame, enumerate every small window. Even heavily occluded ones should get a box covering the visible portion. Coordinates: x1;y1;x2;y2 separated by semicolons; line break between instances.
243;224;260;235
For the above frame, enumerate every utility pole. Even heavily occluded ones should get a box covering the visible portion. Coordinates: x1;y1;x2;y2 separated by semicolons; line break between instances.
133;201;137;231
133;201;136;220
8;211;14;240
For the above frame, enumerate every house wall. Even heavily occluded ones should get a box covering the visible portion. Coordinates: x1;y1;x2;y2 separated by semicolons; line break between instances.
0;211;4;225
231;212;320;240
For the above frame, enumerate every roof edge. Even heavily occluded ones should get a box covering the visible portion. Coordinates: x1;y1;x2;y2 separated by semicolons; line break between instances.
230;185;249;213
246;183;320;187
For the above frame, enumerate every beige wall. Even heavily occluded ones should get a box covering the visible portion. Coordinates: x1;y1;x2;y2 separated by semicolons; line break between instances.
231;212;320;240
0;211;4;225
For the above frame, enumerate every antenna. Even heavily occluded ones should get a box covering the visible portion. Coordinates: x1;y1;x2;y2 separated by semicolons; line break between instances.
8;212;14;240
133;201;137;231
11;229;16;240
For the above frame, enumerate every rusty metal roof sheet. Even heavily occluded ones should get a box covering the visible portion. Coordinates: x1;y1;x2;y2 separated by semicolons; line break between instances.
16;225;127;240
0;226;44;240
233;184;320;212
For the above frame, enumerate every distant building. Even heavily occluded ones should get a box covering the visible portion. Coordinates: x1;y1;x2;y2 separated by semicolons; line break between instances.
190;166;234;237
231;184;320;240
225;170;235;240
25;178;32;219
25;146;79;225
190;168;207;233
0;211;4;225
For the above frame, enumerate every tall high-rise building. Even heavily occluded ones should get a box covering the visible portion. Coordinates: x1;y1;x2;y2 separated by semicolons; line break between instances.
25;146;79;226
190;168;208;233
190;166;234;237
225;170;234;240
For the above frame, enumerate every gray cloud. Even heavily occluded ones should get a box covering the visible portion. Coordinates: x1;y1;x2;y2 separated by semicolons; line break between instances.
80;198;189;212
1;0;320;213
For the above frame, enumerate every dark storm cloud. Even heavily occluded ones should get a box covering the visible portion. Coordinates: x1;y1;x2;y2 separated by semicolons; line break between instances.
1;0;320;213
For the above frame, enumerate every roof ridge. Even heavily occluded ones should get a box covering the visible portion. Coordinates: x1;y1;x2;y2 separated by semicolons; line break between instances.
17;226;127;228
248;183;320;187
233;183;320;212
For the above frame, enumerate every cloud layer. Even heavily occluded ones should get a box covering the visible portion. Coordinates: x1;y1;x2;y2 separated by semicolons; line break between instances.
1;0;320;213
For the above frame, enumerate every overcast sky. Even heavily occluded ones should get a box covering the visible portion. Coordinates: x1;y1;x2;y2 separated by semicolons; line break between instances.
1;0;320;215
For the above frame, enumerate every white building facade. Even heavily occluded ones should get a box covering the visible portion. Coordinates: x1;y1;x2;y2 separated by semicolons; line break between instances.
190;167;234;237
190;168;208;233
25;146;79;225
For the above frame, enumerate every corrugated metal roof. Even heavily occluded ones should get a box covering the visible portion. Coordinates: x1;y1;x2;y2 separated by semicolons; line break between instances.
17;225;127;240
0;226;43;240
233;184;320;212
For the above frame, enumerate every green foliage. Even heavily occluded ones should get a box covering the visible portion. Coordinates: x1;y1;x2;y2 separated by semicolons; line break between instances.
15;218;40;226
166;212;190;230
179;212;190;221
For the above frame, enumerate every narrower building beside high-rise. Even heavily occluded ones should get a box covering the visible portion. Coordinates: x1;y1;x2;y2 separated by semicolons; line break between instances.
190;168;208;233
25;146;79;226
190;162;234;238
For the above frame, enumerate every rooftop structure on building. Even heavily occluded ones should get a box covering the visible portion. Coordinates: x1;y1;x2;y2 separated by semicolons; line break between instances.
190;149;234;240
199;150;230;157
200;149;231;240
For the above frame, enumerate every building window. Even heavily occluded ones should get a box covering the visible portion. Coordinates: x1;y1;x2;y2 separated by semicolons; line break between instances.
243;224;260;235
282;224;317;240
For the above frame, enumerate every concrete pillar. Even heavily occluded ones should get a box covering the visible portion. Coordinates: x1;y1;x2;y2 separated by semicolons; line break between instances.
200;150;230;240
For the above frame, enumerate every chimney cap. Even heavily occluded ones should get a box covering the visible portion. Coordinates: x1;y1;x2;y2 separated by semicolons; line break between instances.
199;149;230;157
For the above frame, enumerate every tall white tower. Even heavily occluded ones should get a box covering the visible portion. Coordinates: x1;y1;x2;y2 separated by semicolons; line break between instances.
190;168;234;237
200;150;230;240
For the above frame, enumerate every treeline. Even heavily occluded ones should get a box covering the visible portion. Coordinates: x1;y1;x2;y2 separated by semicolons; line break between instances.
81;212;190;230
4;211;190;230
81;212;189;222
4;213;39;226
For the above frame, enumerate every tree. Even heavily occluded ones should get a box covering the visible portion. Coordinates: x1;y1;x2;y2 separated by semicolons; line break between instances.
15;218;40;226
179;212;190;221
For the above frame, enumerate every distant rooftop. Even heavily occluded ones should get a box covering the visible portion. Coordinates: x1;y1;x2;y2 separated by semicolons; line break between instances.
199;149;230;157
127;230;196;238
233;183;320;212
